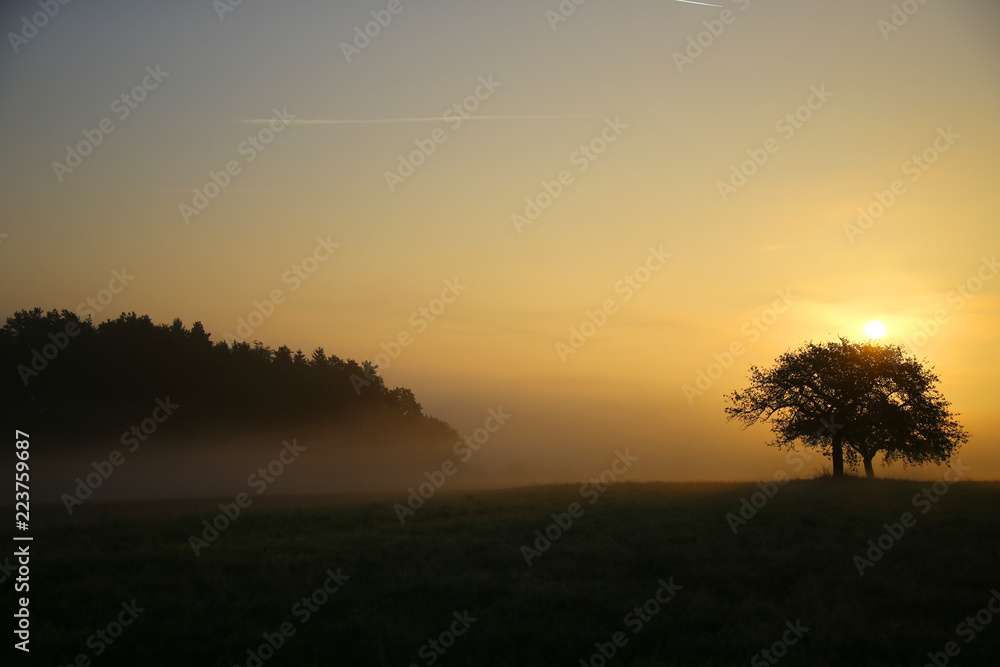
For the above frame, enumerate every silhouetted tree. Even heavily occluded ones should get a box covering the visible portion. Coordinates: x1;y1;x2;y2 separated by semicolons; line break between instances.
724;337;968;478
2;308;458;445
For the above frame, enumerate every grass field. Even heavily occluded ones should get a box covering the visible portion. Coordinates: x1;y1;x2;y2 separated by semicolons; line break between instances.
14;478;1000;666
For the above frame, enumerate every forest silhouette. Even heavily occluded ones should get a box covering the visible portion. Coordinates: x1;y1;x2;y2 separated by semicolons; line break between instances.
3;308;457;445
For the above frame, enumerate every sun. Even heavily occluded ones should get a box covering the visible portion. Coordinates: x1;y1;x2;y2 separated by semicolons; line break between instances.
865;320;886;339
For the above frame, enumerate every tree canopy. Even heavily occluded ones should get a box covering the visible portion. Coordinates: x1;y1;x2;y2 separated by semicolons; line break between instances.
724;337;968;478
3;308;457;445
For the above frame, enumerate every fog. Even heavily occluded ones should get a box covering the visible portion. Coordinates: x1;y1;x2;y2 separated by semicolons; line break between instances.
27;384;995;511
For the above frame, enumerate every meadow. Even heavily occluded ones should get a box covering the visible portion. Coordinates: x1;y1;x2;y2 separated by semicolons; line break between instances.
19;478;1000;666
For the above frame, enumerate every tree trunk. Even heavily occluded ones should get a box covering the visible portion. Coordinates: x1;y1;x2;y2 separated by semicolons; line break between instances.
864;456;875;479
831;434;844;477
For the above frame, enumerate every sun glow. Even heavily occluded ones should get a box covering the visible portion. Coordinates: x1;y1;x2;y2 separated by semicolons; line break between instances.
865;320;886;339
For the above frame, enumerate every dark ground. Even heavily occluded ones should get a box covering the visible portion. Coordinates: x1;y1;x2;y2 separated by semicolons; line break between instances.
7;478;1000;666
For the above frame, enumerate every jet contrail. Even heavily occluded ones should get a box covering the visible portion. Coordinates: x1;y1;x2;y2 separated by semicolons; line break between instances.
240;115;591;125
673;0;724;7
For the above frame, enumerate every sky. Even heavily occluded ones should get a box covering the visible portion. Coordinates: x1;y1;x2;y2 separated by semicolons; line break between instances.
2;0;999;488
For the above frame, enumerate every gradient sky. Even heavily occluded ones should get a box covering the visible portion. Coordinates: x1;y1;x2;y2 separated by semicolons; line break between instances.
3;0;999;484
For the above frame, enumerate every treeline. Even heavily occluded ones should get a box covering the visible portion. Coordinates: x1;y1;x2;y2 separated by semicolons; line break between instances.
2;308;457;444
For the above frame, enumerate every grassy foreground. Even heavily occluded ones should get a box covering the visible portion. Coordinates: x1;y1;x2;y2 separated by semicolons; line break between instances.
14;479;1000;666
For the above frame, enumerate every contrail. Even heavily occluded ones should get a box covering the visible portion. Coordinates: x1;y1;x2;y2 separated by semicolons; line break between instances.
673;0;724;7
239;115;591;126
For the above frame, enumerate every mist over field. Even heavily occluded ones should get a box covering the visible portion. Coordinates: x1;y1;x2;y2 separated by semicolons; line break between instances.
29;386;998;511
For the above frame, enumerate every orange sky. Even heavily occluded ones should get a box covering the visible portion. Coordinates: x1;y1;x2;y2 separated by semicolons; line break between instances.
2;0;999;483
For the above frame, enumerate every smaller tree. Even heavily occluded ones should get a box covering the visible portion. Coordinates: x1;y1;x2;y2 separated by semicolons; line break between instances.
725;337;968;478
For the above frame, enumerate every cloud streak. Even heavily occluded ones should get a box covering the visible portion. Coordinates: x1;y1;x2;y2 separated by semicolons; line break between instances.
239;115;592;126
673;0;724;7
